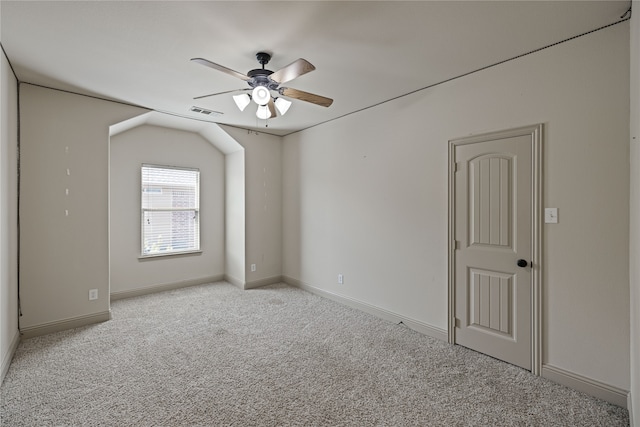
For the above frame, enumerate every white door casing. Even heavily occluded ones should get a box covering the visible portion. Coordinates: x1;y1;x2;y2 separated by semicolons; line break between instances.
448;124;541;374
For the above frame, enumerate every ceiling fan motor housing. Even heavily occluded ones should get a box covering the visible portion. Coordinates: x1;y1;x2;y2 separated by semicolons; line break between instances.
248;52;279;90
247;70;279;91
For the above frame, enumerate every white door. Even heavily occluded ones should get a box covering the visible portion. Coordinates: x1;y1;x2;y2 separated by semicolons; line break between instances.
450;125;541;371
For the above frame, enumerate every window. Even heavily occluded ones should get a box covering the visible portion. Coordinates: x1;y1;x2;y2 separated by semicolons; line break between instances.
141;164;200;257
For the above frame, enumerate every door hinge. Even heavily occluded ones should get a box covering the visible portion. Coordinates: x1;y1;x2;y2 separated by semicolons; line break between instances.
454;317;460;328
455;162;462;172
454;240;460;250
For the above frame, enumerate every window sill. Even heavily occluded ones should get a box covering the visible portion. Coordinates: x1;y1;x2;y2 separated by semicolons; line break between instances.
138;250;202;261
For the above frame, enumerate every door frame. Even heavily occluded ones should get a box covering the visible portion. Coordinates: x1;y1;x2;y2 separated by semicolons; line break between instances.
448;124;543;375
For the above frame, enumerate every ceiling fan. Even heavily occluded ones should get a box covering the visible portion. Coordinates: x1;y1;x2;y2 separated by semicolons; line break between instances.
191;52;333;119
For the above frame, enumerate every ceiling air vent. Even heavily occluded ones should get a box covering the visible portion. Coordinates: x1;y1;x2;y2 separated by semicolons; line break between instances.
190;106;222;116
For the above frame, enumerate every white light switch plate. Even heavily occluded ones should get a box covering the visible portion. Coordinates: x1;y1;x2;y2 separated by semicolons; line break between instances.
545;208;558;224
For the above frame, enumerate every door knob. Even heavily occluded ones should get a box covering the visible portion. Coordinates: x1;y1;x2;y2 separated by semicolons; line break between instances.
517;259;529;268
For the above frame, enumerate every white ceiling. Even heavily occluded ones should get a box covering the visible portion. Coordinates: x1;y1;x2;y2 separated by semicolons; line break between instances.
0;1;631;136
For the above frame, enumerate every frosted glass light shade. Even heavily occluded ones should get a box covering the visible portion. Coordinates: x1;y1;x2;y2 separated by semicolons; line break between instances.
256;104;272;120
275;97;292;116
232;94;251;111
252;86;271;106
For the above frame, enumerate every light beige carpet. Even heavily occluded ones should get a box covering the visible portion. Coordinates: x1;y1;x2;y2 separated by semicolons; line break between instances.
0;282;629;426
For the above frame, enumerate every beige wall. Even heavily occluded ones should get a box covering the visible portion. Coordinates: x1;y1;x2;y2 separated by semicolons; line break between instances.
19;84;147;331
629;1;639;423
16;82;283;335
225;149;245;285
221;126;282;287
0;43;19;381
283;22;630;391
109;124;225;296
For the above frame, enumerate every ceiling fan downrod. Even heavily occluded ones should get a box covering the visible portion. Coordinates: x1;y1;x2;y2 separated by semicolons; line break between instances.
248;52;275;90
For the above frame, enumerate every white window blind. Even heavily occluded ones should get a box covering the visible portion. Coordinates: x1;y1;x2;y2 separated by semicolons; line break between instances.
141;164;200;256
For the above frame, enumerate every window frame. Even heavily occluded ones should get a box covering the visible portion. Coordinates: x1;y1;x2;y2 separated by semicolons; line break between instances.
140;163;201;259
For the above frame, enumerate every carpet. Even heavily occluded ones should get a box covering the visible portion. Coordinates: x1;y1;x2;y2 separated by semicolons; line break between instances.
0;282;629;426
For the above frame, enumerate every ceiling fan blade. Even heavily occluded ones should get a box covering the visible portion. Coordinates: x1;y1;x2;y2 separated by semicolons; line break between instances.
279;87;333;107
193;88;248;100
191;58;250;82
268;98;277;118
270;59;316;84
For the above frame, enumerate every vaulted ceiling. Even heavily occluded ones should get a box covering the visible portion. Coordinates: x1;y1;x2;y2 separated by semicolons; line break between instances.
0;1;630;136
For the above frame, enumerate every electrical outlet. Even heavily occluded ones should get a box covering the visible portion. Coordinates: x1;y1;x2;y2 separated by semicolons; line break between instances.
251;264;256;272
88;289;98;301
338;274;344;284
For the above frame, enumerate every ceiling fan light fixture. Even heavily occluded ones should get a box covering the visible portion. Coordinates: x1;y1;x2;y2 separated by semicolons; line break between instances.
252;86;271;106
232;93;251;111
275;97;292;116
256;104;272;120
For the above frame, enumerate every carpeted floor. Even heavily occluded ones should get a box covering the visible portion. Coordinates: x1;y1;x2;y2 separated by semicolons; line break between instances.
0;282;630;426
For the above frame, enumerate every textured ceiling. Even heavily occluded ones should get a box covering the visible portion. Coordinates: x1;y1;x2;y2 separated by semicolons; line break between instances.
0;1;631;136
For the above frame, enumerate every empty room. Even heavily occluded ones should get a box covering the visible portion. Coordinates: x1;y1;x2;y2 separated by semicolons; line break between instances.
1;1;639;425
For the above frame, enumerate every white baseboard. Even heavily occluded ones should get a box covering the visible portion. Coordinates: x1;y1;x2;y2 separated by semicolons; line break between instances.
282;275;448;342
245;275;283;290
223;275;283;290
542;364;629;408
20;310;112;339
224;274;244;289
110;275;224;301
1;330;20;384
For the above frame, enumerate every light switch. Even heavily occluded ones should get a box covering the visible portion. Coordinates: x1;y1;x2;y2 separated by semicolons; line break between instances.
545;208;558;224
